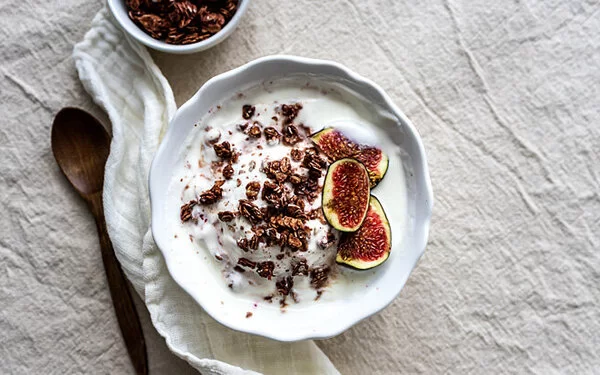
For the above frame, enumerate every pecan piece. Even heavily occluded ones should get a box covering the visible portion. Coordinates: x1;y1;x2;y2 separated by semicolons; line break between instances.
303;152;327;171
256;261;275;279
275;171;288;183
180;200;197;222
198;180;225;204
239;199;264;224
290;148;304;162
213;141;233;159
289;174;305;185
287;234;303;251
218;211;235;222
310;266;330;290
276;276;294;296
237;238;249;251
280;157;291;173
280;103;302;124
242;104;255;119
286;204;307;219
248;124;261;138
292;259;309;276
263;127;280;143
248;235;260;250
245;181;261;200
282;125;301;146
237;257;257;269
223;163;234;179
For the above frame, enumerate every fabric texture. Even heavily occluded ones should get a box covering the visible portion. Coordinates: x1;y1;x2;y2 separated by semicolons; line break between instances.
72;7;338;375
1;0;599;374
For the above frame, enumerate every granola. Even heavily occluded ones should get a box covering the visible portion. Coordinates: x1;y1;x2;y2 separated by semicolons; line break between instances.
126;0;239;45
178;99;340;307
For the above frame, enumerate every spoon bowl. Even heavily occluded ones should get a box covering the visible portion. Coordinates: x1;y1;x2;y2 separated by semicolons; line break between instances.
51;107;110;196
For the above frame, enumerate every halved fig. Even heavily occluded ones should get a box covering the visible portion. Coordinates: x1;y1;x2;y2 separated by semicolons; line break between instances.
322;158;371;232
354;147;389;187
336;196;392;270
311;127;389;187
311;127;360;160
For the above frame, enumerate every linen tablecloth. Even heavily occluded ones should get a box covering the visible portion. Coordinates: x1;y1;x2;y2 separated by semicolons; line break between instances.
1;0;599;373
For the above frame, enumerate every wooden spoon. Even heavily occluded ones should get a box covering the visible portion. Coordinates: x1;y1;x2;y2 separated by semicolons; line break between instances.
51;107;148;375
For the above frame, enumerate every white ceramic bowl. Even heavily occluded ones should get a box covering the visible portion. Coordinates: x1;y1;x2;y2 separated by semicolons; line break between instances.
149;55;433;341
107;0;251;54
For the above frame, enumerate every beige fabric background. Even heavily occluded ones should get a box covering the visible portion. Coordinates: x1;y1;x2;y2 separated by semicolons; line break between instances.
1;0;599;374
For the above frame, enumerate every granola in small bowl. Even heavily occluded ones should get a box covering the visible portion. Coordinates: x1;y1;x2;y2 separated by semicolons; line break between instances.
108;0;250;53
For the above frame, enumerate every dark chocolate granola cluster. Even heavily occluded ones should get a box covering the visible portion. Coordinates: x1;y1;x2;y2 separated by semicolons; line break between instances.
126;0;238;45
181;103;335;304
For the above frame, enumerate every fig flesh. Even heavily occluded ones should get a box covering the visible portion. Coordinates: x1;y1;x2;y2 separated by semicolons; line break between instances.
311;127;389;187
322;158;371;232
336;196;391;270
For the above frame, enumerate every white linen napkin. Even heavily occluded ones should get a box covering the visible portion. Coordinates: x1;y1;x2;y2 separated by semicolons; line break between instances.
72;7;339;375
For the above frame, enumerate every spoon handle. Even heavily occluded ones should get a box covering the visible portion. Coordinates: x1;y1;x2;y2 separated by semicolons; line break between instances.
88;192;149;375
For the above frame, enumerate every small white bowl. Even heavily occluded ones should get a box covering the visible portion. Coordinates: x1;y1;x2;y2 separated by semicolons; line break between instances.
149;56;433;341
107;0;251;54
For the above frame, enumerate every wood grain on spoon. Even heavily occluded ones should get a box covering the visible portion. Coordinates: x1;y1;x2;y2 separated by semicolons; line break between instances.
51;107;148;375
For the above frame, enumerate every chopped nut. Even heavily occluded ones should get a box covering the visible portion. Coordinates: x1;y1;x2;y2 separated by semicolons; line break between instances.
256;261;275;279
287;234;303;251
265;227;278;239
292;259;309;276
310;266;330;290
248;124;261;138
269;214;306;231
289;174;305;185
275;171;288;183
286;204;307;219
237;238;249;251
237;123;249;132
280;157;291;173
262;181;287;209
280;103;302;124
248;235;260;250
218;211;235;222
276;276;294;296
239;199;264;224
180;200;197;222
303;152;327;171
290;148;304;162
238;257;257;269
213;141;233;159
245;181;261;200
223;163;234;179
199;180;225;204
282;125;301;146
263;127;281;142
242;104;255;119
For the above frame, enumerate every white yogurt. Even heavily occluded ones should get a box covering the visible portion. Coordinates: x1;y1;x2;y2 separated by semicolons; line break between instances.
164;78;407;309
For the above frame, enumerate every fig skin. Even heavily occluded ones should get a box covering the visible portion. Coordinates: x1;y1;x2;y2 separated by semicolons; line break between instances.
311;127;389;188
336;195;392;270
322;158;371;232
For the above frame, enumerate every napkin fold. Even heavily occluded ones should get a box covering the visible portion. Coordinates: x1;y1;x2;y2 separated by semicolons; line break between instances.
72;7;339;375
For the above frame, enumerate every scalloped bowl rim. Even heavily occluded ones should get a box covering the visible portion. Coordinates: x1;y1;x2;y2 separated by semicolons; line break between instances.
149;55;433;341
